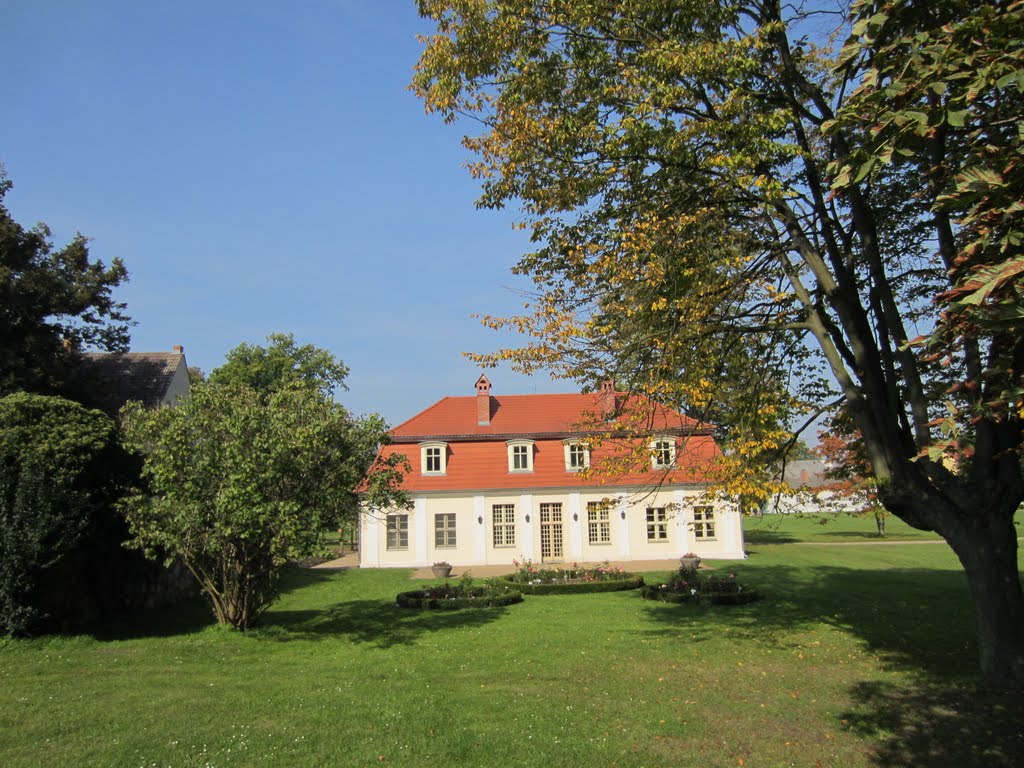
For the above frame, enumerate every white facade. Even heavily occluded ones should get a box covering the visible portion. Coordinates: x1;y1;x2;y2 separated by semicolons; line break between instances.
361;485;745;568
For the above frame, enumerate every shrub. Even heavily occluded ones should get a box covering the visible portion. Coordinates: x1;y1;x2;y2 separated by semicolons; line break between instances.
640;568;761;605
501;557;644;594
396;574;524;610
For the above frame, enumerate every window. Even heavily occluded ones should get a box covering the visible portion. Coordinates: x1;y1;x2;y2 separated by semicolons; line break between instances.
564;441;590;471
587;500;611;544
420;442;447;474
492;504;515;548
507;440;535;472
651;437;676;469
693;506;716;540
646;506;669;542
434;513;456;548
386;513;409;550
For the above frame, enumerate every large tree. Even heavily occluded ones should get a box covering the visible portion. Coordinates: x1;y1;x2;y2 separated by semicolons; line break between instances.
0;174;130;395
413;0;1024;687
120;341;406;630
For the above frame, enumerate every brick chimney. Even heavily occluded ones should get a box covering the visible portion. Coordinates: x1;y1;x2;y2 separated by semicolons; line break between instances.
172;345;184;355
475;374;492;426
598;378;616;420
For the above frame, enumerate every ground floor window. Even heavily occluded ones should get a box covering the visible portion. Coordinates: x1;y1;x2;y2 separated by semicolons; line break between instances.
646;506;669;542
434;512;456;548
492;504;515;548
587;501;611;544
386;513;409;550
693;506;716;540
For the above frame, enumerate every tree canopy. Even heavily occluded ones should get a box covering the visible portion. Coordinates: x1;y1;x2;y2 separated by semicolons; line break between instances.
0;174;130;395
208;332;350;399
413;0;1024;687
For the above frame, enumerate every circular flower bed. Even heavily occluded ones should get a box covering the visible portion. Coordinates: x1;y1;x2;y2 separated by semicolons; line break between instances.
640;569;761;605
396;581;523;610
500;559;645;595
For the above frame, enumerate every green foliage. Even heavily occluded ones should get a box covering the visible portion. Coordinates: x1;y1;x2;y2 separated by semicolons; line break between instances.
208;332;350;399
120;380;405;630
0;394;120;635
640;567;761;605
0;173;130;395
396;574;524;609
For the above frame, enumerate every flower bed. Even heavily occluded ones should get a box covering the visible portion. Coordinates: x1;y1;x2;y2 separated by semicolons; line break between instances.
640;569;761;605
396;578;523;610
500;559;644;595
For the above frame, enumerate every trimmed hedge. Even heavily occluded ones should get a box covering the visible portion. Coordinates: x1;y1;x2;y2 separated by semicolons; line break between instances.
396;587;524;610
500;574;644;595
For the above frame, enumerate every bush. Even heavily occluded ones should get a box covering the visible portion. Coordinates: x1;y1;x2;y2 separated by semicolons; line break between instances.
396;574;523;610
0;394;125;635
501;557;644;594
640;567;761;605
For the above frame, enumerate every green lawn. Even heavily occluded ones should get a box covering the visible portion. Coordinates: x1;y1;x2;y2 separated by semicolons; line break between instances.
2;536;1022;767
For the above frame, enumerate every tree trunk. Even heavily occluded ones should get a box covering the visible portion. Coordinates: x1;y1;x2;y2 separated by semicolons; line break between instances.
943;512;1024;689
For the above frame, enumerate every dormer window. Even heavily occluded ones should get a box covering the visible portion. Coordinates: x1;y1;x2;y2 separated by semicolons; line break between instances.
650;437;676;469
507;440;535;472
563;440;590;471
420;442;447;475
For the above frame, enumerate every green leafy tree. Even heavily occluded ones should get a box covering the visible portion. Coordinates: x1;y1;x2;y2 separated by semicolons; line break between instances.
413;0;1024;686
0;173;131;395
208;332;349;399
120;379;406;630
0;393;120;635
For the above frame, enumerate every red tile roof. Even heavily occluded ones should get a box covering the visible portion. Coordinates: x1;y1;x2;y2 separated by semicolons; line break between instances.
379;388;722;493
391;392;705;440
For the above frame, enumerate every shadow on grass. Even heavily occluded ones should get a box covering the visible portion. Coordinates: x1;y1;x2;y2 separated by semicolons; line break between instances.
255;598;512;647
841;681;1024;768
638;564;978;680
94;566;351;640
742;529;799;544
93;594;215;640
637;563;1024;767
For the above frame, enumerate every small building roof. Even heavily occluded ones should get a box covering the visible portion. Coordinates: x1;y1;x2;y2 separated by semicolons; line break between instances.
65;348;188;414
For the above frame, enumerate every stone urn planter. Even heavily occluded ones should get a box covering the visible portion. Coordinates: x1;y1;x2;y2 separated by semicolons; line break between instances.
679;554;702;572
431;562;453;579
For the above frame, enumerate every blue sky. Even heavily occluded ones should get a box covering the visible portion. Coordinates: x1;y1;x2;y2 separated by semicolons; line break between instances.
2;0;566;425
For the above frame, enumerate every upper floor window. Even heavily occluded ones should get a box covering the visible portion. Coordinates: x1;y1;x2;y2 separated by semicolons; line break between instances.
564;440;590;471
420;442;447;475
507;440;535;472
650;437;676;469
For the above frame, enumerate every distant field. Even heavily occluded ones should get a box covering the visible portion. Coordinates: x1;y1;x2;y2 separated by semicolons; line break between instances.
744;508;1024;546
1;532;1022;767
743;511;945;544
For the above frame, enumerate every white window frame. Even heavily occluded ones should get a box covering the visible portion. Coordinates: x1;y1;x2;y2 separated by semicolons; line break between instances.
693;505;716;540
386;513;409;550
563;440;590;472
492;504;516;548
507;439;535;472
646;506;670;542
650;436;676;469
587;500;612;545
434;512;457;548
420;442;447;475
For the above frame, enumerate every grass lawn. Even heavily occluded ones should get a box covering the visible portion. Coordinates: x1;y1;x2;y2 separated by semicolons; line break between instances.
2;531;1022;767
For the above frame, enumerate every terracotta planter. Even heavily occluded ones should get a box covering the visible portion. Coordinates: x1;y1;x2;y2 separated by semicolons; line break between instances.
431;565;453;578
